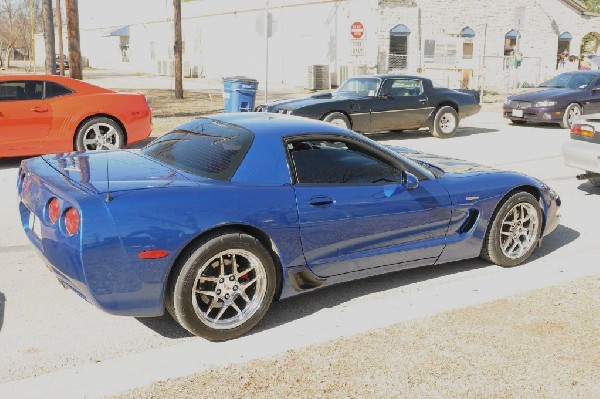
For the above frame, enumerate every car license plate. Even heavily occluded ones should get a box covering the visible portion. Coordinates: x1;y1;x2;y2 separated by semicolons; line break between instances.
512;109;524;117
29;211;42;239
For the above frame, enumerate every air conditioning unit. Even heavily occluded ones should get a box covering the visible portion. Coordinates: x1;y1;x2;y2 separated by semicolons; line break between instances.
306;65;330;90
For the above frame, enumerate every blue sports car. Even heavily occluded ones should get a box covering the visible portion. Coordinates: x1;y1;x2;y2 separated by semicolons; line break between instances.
18;113;561;341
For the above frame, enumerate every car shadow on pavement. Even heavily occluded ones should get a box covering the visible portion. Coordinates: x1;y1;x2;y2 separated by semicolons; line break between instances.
135;313;194;339
577;182;600;195
0;157;24;170
0;292;5;333
135;222;580;339
367;126;499;141
529;224;580;260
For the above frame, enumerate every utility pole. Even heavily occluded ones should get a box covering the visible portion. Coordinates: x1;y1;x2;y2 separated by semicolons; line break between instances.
173;0;183;99
42;0;56;74
29;0;36;72
56;0;65;75
66;0;82;79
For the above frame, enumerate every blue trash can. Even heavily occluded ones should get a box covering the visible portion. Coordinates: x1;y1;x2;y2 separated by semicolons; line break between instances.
222;77;259;112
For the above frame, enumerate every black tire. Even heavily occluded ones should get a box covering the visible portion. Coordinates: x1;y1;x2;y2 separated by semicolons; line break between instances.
323;112;351;129
480;192;542;267
588;175;600;187
430;106;459;138
167;231;277;341
75;117;125;151
510;119;527;125
559;103;582;129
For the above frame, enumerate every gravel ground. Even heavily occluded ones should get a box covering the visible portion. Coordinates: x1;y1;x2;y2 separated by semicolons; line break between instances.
114;274;600;399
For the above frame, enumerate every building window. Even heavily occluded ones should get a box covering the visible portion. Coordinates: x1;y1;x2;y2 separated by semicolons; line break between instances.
389;24;410;70
463;41;473;59
423;39;457;65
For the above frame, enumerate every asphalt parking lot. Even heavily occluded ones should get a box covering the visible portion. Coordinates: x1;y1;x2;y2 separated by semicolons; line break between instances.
0;94;599;398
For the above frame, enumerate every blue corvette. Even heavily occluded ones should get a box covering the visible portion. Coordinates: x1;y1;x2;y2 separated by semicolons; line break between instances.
18;113;561;341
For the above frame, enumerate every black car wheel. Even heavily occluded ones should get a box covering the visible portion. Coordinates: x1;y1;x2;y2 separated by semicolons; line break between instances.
480;191;542;267
430;106;459;138
510;119;527;125
560;103;582;129
323;112;351;129
75;117;124;151
166;231;277;341
588;173;600;187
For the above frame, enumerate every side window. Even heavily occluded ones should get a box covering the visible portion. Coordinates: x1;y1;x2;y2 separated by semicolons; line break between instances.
288;139;401;184
381;79;423;97
0;81;46;101
44;82;72;99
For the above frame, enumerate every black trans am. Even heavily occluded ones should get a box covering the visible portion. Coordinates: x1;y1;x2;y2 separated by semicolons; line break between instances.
255;74;481;138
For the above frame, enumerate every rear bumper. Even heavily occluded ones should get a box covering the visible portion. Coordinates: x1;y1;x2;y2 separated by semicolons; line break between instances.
502;106;564;124
563;139;600;173
459;103;481;119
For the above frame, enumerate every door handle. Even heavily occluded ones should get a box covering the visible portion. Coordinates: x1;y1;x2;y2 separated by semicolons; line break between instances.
30;107;49;113
418;99;426;104
308;195;335;207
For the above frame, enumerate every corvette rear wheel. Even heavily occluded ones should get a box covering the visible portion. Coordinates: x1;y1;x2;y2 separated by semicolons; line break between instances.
430;106;458;138
323;112;350;129
167;232;276;341
481;192;542;267
559;103;581;129
75;117;124;151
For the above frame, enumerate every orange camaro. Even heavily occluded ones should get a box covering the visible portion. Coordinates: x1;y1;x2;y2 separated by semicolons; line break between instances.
0;75;152;157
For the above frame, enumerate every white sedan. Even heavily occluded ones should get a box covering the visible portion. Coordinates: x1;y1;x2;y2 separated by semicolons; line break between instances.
563;113;600;187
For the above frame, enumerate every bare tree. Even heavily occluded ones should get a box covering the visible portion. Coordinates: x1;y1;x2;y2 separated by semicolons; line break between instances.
65;0;81;79
56;0;64;75
0;0;29;68
173;0;183;99
41;0;55;74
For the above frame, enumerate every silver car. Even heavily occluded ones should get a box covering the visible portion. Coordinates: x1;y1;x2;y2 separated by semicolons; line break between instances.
563;113;600;187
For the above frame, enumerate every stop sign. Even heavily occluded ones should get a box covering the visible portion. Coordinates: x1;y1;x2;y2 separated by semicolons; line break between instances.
351;22;364;39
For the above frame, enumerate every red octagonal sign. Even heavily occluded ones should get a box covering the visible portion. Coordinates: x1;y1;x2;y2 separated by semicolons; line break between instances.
351;22;364;39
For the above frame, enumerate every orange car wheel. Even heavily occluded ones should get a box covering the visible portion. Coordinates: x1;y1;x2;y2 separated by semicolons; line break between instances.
75;117;125;151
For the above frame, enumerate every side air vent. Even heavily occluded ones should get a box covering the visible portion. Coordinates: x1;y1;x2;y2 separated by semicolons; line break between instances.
289;268;327;291
458;209;480;234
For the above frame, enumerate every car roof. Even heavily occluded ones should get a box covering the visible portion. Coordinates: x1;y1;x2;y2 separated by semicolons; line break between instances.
205;112;360;139
0;74;113;94
349;74;430;81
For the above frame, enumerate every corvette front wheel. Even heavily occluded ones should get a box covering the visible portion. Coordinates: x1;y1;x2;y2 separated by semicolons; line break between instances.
480;192;542;267
167;231;276;341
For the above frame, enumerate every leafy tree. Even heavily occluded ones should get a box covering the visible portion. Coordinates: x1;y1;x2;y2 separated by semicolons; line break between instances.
583;0;600;12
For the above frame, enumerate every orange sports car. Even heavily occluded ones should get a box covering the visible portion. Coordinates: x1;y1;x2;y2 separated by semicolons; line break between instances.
0;75;151;157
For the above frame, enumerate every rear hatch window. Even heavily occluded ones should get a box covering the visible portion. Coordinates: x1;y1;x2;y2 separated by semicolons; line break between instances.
142;117;254;180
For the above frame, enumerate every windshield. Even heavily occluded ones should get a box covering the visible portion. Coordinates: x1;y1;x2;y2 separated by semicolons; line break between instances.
337;77;381;96
142;118;254;180
539;73;595;89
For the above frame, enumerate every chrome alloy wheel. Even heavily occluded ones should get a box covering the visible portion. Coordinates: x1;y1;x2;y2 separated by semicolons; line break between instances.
329;118;349;128
566;105;581;125
439;112;457;134
499;202;539;259
82;122;122;150
192;249;267;329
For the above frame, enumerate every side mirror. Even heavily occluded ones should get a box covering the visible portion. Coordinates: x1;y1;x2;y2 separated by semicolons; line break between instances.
401;171;419;190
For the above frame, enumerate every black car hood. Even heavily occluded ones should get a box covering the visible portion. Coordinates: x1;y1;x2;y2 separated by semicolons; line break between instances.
262;92;364;110
509;88;582;101
389;146;495;175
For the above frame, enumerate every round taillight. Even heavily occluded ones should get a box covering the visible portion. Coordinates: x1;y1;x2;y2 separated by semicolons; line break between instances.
64;207;80;236
48;198;60;224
